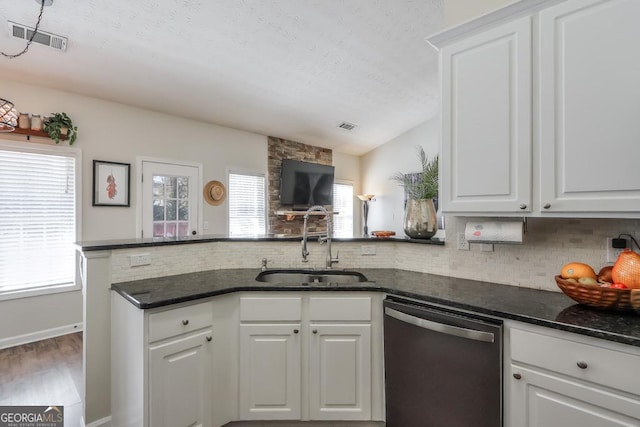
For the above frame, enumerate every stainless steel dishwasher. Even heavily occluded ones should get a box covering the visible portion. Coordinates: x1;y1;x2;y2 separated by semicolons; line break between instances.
383;297;502;427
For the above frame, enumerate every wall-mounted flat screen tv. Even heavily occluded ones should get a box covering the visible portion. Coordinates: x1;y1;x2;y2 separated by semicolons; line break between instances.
279;159;335;208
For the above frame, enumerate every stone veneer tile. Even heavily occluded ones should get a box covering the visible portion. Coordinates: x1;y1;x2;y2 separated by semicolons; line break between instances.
267;136;333;236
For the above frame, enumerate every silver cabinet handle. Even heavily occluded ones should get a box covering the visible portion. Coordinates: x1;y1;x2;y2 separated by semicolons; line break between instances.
312;329;318;334
543;203;551;209
206;336;212;342
182;319;189;325
519;203;527;210
293;329;299;334
577;361;588;369
385;307;495;343
513;373;522;380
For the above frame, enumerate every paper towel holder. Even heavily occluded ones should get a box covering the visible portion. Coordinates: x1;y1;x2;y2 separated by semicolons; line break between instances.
464;218;526;245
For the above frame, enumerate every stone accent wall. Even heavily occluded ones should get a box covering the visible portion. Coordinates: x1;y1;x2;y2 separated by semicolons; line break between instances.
267;136;332;235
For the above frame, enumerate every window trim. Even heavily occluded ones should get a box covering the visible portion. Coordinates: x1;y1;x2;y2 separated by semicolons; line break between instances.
333;179;355;238
227;168;267;236
0;138;82;301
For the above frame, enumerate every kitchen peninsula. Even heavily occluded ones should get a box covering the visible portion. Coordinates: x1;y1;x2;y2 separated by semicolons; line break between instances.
77;236;640;427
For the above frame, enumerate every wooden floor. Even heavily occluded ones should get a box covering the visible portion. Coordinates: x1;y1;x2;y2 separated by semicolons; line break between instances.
0;332;83;427
224;422;386;427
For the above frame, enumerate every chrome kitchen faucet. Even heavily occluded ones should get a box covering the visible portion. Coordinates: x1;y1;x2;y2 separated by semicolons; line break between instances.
301;205;339;268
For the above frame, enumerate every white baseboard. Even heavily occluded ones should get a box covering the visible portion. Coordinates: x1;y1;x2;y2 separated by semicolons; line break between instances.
0;322;83;349
81;415;112;427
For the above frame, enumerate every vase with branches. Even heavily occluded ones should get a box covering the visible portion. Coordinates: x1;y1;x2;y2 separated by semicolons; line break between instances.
391;146;438;239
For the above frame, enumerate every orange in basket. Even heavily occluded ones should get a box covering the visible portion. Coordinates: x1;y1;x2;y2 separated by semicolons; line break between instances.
560;262;596;280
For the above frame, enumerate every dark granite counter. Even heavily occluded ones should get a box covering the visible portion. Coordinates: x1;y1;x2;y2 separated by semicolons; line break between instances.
112;268;640;347
76;235;444;251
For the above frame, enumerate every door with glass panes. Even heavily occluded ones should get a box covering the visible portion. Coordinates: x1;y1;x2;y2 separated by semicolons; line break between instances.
141;160;201;238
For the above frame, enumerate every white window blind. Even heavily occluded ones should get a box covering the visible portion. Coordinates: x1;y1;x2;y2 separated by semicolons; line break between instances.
228;171;266;236
333;182;353;237
0;148;77;297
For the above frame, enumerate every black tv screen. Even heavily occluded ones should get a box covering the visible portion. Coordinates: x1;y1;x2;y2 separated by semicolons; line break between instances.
279;159;334;207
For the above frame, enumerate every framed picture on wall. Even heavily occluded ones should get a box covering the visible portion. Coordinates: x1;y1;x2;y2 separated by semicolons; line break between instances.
93;160;130;207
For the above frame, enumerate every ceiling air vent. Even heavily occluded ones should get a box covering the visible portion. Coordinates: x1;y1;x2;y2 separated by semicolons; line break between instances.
8;21;67;52
338;121;357;131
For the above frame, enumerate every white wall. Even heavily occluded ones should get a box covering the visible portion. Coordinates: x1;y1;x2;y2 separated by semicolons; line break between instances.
2;80;269;241
360;119;439;235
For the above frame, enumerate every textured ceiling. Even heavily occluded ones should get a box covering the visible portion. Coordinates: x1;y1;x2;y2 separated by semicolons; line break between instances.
0;0;444;155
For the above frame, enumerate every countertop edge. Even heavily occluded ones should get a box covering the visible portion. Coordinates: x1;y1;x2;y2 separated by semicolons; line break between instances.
77;236;445;251
111;278;640;348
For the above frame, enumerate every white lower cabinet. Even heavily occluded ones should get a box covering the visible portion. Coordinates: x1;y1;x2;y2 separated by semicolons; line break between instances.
505;321;640;427
309;323;371;420
238;293;381;422
510;365;640;427
149;330;213;427
111;295;215;427
239;324;301;420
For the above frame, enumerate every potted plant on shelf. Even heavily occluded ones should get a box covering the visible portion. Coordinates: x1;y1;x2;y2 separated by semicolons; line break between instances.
44;112;78;144
391;146;438;239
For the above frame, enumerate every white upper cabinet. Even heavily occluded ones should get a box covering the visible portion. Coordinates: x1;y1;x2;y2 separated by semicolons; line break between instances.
440;17;532;214
538;0;640;214
434;0;640;217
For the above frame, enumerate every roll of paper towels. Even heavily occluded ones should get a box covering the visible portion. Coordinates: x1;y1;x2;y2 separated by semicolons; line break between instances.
464;220;524;244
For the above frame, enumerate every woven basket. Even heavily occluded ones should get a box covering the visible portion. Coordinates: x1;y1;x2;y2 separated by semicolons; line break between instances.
631;289;640;314
555;276;633;311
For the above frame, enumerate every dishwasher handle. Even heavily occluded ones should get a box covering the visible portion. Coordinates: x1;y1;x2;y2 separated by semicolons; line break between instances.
385;307;495;343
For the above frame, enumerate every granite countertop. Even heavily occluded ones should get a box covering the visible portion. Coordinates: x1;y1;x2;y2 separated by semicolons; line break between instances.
111;268;640;347
76;234;444;251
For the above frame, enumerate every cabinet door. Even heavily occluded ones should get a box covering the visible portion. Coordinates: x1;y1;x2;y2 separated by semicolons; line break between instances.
440;16;532;213
539;0;640;214
239;324;301;420
510;365;640;426
148;330;213;427
309;324;371;420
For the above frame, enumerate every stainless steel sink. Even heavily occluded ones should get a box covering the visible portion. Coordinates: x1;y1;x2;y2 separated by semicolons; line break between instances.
255;269;368;284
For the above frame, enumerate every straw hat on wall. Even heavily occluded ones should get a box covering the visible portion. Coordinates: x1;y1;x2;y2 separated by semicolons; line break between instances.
203;180;226;206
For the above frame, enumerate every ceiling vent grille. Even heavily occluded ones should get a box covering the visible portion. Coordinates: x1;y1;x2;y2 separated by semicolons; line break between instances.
8;21;67;52
338;121;357;131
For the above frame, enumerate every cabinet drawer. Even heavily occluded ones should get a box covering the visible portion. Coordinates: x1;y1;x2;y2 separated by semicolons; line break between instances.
148;302;212;342
510;327;640;396
309;297;371;321
240;297;302;321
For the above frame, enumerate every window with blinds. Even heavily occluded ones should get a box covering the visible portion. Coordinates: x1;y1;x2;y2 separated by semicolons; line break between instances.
228;171;266;236
333;182;354;237
0;145;79;298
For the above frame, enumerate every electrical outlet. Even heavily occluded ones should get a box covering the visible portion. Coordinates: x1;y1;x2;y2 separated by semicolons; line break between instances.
361;245;376;256
457;232;470;251
130;253;151;267
605;237;628;263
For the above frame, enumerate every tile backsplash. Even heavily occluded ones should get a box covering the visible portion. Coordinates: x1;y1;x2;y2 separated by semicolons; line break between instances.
110;217;638;292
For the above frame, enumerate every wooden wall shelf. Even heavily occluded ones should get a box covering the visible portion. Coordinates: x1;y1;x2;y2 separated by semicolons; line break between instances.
11;127;66;141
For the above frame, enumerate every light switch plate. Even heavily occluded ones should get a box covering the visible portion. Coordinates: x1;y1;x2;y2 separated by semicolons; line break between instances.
130;253;151;267
361;245;376;256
